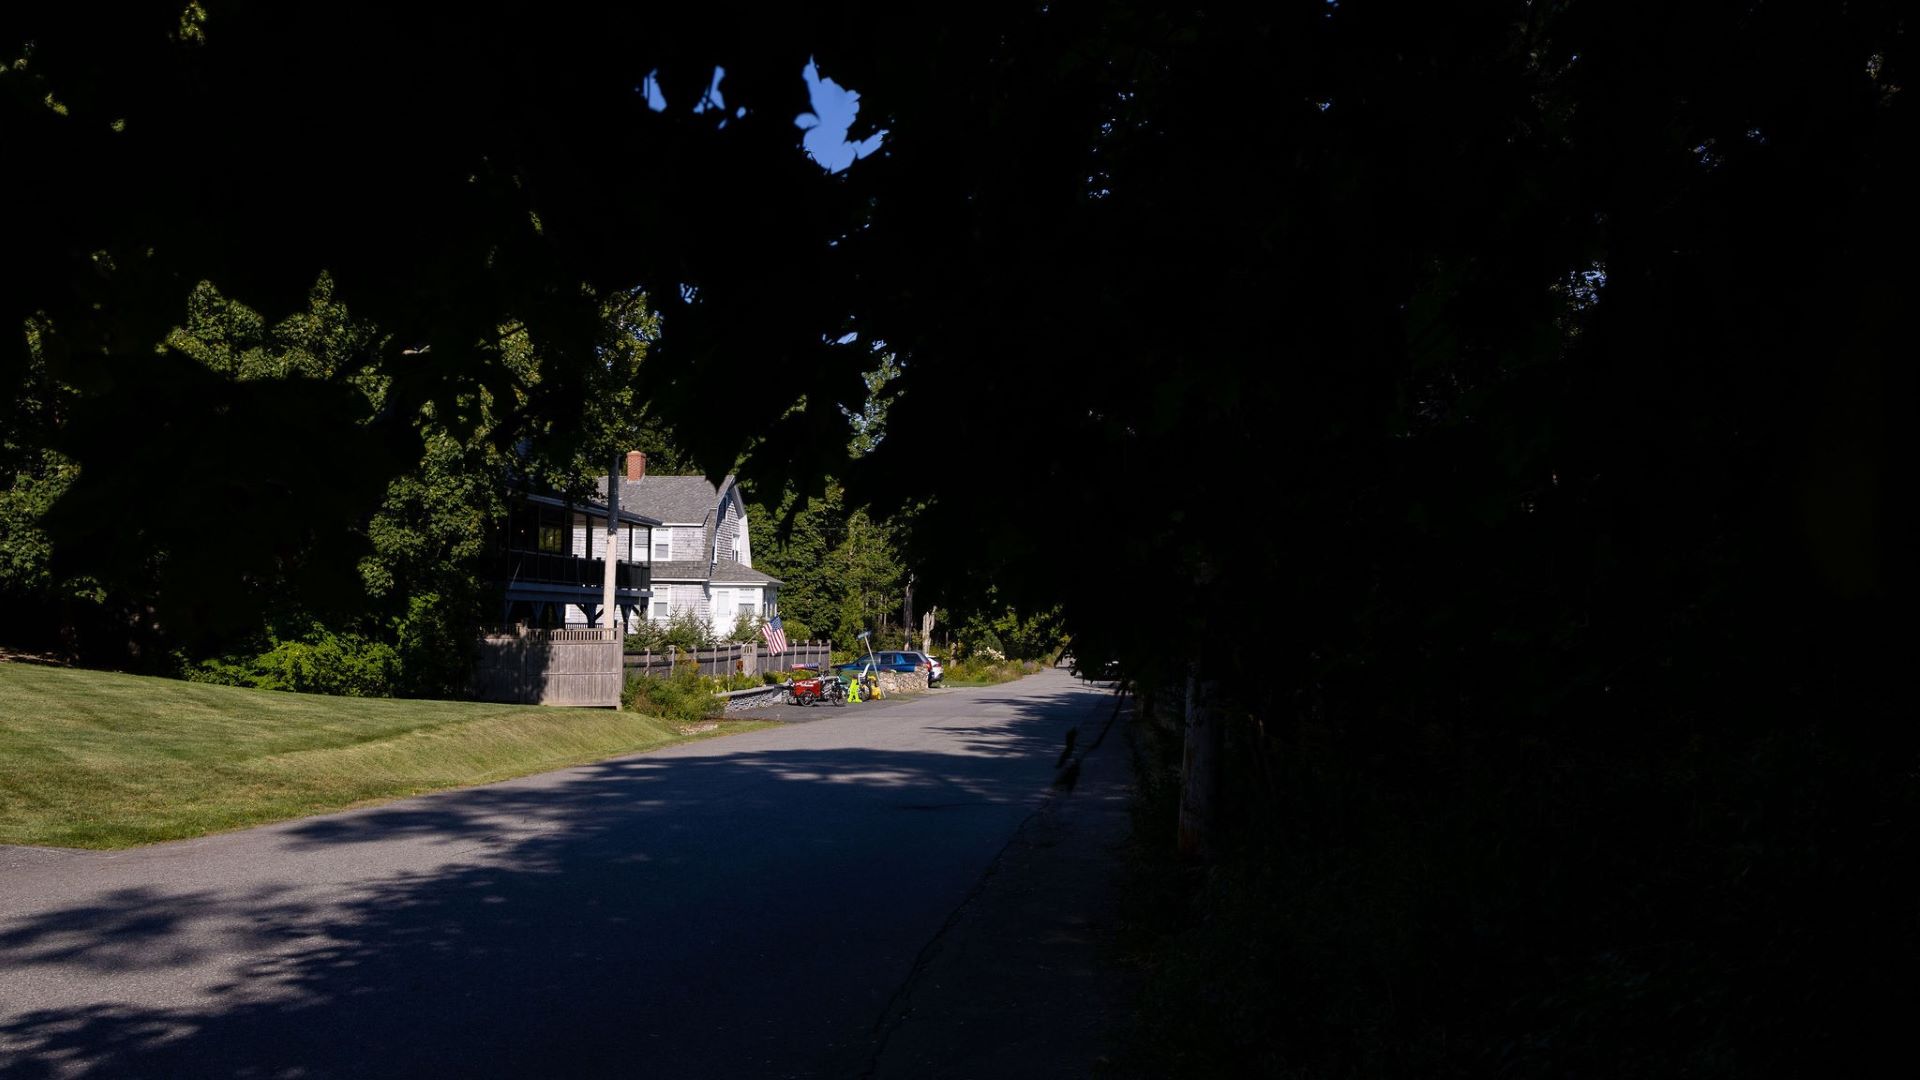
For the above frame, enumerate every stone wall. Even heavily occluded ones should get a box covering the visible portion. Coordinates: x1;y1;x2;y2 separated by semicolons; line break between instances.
863;670;929;698
719;685;791;713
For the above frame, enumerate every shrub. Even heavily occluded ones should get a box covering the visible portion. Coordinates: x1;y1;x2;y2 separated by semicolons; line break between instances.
621;667;722;725
939;657;1043;686
725;613;761;644
390;591;476;698
623;610;714;653
952;606;1064;662
661;610;716;651
185;625;399;697
702;670;765;693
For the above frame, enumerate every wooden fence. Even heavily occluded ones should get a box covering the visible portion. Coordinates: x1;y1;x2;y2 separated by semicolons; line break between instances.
472;627;623;707
625;640;833;680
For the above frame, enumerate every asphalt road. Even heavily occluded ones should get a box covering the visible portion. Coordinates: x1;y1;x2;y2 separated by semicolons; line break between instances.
0;670;1125;1078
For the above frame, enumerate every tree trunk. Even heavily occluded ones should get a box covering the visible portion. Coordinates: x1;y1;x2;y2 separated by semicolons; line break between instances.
1177;669;1222;862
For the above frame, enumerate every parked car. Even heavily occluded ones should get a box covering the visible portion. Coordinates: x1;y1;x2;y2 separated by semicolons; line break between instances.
834;650;939;685
925;655;944;686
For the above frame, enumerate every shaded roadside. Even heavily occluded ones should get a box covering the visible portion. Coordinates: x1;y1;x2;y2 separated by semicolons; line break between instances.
865;685;1138;1079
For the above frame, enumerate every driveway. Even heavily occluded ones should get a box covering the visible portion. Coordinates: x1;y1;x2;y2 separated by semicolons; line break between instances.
0;670;1128;1078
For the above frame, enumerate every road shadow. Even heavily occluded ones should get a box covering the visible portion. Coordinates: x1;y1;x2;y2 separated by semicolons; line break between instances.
0;679;1117;1078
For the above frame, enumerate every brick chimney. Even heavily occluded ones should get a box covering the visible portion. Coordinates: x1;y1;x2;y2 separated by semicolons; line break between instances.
625;451;646;481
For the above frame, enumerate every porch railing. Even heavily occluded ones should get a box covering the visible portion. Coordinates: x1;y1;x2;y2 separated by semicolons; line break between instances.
491;551;649;591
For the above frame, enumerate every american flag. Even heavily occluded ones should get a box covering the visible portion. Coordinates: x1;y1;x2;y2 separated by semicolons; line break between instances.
760;614;788;655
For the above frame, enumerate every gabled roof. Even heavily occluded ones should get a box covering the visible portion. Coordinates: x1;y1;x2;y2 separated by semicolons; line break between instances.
596;475;718;526
648;560;782;586
710;561;782;585
596;473;775;585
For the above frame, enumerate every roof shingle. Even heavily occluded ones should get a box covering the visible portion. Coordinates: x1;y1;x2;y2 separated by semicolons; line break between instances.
595;475;717;526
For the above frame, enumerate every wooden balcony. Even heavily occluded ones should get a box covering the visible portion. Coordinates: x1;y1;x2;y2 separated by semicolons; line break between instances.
490;551;650;592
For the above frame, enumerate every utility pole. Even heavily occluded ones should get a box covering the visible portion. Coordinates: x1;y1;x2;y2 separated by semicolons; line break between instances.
601;455;620;633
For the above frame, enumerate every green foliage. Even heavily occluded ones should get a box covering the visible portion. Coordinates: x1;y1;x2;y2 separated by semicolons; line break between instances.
165;275;385;393
499;287;670;496
0;449;81;600
8;268;665;682
156;279;498;692
952;605;1063;663
8;274;677;691
749;481;905;649
705;671;764;692
625;610;715;653
184;623;399;698
620;668;722;725
937;657;1042;686
724;612;761;644
1;324;104;651
389;592;476;699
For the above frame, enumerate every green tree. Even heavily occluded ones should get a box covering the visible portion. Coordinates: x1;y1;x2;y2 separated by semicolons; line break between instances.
31;274;665;689
748;481;903;649
0;320;101;654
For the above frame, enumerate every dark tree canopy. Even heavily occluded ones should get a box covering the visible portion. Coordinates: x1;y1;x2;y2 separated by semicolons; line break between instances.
6;2;1908;656
4;2;1915;1071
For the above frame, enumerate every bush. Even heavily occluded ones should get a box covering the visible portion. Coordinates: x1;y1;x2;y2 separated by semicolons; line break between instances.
704;670;764;692
939;657;1043;686
725;613;762;644
621;667;722;725
951;605;1065;663
185;625;399;697
624;610;714;653
390;591;477;698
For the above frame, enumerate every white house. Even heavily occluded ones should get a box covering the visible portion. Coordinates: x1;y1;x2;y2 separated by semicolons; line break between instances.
561;452;781;636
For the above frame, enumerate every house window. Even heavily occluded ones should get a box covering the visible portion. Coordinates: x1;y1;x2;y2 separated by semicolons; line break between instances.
653;532;671;561
508;505;537;552
538;505;566;553
738;591;755;620
651;596;670;622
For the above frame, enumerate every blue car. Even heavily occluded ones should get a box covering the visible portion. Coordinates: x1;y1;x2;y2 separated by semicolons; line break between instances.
834;650;940;686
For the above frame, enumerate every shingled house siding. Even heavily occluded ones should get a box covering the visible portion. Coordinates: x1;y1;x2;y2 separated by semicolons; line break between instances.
671;583;709;623
716;507;738;564
672;525;703;560
565;517;639;562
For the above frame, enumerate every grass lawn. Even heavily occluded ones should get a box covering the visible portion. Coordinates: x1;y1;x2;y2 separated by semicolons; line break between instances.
0;663;772;849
